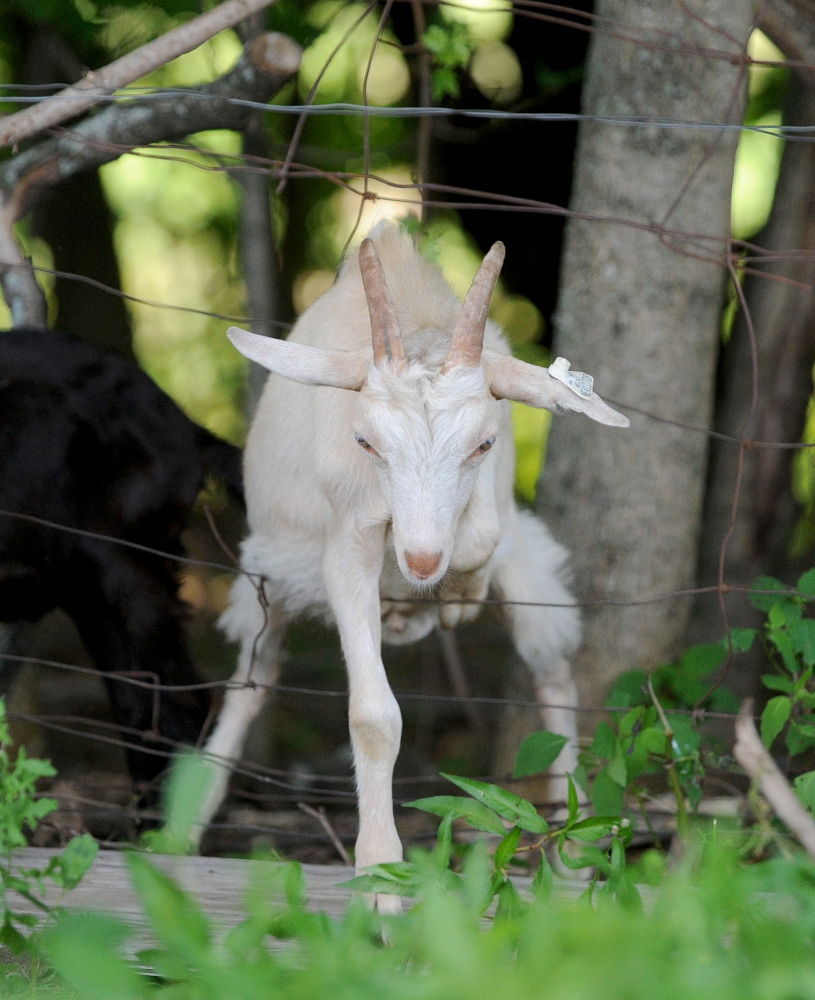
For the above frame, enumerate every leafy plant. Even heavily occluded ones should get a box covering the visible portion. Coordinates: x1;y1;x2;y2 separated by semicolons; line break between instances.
36;824;815;1000
0;699;97;954
422;21;474;101
345;737;638;914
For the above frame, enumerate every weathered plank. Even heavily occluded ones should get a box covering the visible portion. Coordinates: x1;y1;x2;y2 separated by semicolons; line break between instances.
7;846;587;953
9;848;359;952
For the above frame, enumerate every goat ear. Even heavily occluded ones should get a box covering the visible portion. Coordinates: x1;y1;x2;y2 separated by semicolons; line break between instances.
227;327;369;391
483;352;630;428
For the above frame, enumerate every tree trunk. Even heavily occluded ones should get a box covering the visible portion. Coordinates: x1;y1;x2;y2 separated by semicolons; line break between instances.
536;0;753;711
693;69;815;667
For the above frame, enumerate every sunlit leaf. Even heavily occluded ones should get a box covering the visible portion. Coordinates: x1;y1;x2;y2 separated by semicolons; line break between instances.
761;696;791;749
440;774;548;834
512;731;569;778
406;795;507;835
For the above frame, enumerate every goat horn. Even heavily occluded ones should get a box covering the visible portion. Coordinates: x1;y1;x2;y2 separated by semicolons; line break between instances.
442;241;505;372
358;238;406;368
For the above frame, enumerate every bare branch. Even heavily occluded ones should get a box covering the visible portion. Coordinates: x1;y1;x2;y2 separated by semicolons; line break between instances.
0;0;283;150
0;32;301;328
734;698;815;860
0;201;47;327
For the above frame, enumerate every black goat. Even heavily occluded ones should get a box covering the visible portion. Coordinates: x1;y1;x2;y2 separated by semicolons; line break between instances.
0;328;244;786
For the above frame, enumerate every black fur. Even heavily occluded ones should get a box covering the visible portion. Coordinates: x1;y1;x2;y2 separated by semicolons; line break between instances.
0;328;243;784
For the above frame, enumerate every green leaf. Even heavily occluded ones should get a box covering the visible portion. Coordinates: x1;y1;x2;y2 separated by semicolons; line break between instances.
762;673;794;694
435;812;453;871
751;575;787;610
431;66;460;101
136;947;190;983
729;628;758;652
791;619;815;666
761;696;792;749
590;721;617;759
768;629;799;674
41;912;147;1000
591;769;625;816
556;839;606;871
605;742;628;788
493;826;522;872
512;731;569;778
605;671;648;708
406;795;507;836
670;715;702;756
640;726;669;755
56;833;98;890
494;878;523;923
769;601;803;628
680;643;727;678
566;816;622;843
532;853;554;901
797;568;815;597
0;920;28;957
142;751;215;855
440;774;548;834
794;770;815;813
566;774;580;826
126;852;211;964
787;721;815;756
618;706;646;739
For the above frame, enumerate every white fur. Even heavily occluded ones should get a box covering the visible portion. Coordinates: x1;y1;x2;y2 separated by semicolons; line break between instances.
195;225;628;906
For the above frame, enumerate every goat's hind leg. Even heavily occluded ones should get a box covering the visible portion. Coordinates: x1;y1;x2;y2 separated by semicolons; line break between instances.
192;571;286;848
492;508;582;803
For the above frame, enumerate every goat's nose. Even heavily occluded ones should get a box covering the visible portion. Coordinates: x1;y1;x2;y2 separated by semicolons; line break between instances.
405;550;442;580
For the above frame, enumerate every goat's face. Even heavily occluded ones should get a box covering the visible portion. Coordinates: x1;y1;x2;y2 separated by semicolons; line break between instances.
226;232;629;588
353;362;499;587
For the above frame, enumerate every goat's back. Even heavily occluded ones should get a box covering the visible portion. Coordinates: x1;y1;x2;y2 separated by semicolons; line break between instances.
0;329;242;547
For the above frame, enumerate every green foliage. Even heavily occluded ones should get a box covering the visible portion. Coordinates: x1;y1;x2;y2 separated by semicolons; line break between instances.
604;568;815;822
512;731;568;779
0;700;97;955
746;569;815;811
26;573;815;996
36;812;815;1000
139;751;215;856
422;21;474;101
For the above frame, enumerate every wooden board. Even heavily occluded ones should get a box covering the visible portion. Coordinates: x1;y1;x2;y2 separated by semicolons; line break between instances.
9;848;358;953
7;846;585;953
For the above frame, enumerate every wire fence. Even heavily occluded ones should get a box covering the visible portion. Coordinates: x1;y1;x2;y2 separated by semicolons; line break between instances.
0;0;813;853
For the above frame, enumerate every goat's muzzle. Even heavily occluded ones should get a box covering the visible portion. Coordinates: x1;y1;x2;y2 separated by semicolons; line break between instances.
404;551;443;581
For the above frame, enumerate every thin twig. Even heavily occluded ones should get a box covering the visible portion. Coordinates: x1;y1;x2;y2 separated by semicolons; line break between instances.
734;699;815;860
647;673;689;841
297;802;353;864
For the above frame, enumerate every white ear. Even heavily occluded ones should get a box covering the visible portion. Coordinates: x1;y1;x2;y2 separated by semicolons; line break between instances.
483;351;629;428
227;327;370;391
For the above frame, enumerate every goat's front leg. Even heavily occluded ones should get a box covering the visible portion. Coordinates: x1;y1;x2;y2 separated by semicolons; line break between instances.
191;571;287;849
492;508;582;803
323;523;403;913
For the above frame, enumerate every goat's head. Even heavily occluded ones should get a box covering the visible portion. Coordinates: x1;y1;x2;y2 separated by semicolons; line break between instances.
227;236;628;588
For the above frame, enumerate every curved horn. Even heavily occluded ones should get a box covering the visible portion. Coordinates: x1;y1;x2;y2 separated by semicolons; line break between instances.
358;238;406;368
442;241;505;373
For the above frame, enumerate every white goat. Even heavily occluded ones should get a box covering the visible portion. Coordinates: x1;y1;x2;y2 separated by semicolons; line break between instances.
196;224;627;902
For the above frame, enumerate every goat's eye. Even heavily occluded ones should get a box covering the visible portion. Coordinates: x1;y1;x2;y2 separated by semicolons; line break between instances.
469;438;496;459
355;434;380;458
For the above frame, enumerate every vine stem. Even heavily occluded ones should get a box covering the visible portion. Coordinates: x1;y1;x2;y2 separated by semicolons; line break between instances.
647;673;690;841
